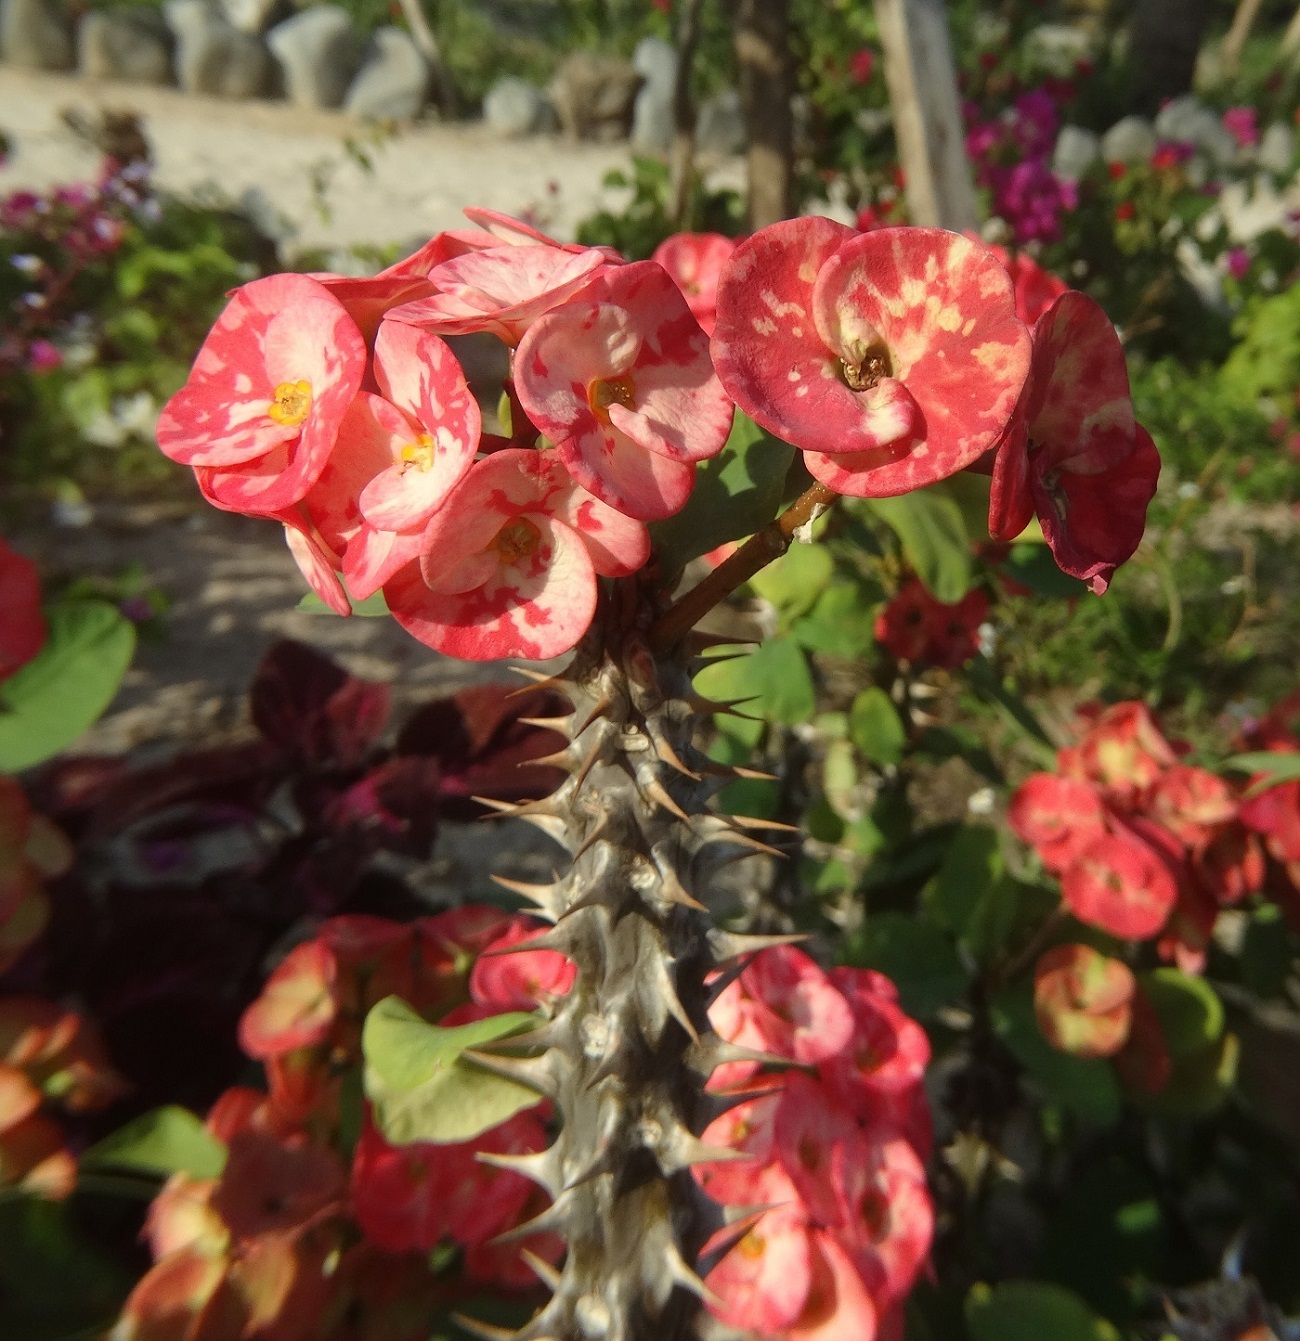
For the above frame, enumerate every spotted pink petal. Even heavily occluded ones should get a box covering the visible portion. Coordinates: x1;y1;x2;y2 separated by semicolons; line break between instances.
283;519;349;615
159;275;366;521
1034;424;1160;594
789;1230;879;1341
344;526;426;602
390;246;611;345
711;216;857;447
514;261;733;520
706;1204;814;1335
549;485;651;576
773;1073;862;1225
357;324;480;531
804;228;1031;495
988;405;1034;541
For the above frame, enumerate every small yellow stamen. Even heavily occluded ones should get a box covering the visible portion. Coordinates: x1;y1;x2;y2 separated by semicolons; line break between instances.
399;433;437;473
588;374;637;423
268;379;312;427
841;346;892;393
494;518;542;566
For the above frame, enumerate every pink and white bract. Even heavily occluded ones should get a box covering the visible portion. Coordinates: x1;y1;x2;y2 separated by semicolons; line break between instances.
384;449;649;661
514;260;735;521
711;220;1031;497
651;231;739;336
158;273;367;517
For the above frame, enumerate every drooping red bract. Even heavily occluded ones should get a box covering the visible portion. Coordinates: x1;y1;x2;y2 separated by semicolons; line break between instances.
651;231;738;335
711;220;1031;497
158;273;367;517
1033;943;1135;1057
514;260;735;521
0;540;46;682
384;448;649;660
989;291;1159;592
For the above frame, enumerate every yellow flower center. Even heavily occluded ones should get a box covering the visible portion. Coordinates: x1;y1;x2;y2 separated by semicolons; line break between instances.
399;434;437;473
739;1229;767;1259
588;374;637;423
494;518;542;566
268;379;312;427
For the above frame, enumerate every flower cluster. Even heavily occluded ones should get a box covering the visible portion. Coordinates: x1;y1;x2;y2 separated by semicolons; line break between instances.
698;947;933;1341
964;88;1078;244
874;577;988;669
115;907;573;1340
156;210;734;661
0;996;125;1199
1009;702;1270;976
1236;691;1300;909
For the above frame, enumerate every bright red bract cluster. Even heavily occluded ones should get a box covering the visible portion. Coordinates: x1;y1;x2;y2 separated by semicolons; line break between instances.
874;578;989;669
700;947;933;1341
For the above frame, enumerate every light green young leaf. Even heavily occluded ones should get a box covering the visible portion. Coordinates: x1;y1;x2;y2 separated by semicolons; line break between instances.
297;587;390;617
865;488;971;602
0;600;135;771
363;997;540;1145
966;1281;1120;1341
749;543;833;624
848;687;906;767
694;639;815;726
81;1106;227;1180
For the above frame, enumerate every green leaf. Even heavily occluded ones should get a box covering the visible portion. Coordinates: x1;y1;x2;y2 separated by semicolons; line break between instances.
362;997;539;1145
749;543;833;624
914;725;1002;783
790;581;879;659
81;1106;226;1180
1138;969;1223;1059
965;655;1057;759
922;825;1003;947
694;638;815;726
966;1281;1120;1341
649;411;795;573
297;587;390;617
990;984;1122;1124
865;489;971;602
1223;750;1300;798
999;542;1089;599
0;600;135;771
842;912;967;1020
849;687;906;767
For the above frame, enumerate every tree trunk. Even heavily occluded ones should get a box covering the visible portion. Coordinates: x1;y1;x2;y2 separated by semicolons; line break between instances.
1128;0;1214;114
669;0;708;232
732;0;795;230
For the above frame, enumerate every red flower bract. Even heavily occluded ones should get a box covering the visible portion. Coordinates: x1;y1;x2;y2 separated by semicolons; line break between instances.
384;448;649;661
874;578;988;668
711;220;1031;497
1033;943;1135;1057
651;231;738;336
1062;828;1178;939
0;539;46;682
158;273;367;517
514;260;735;521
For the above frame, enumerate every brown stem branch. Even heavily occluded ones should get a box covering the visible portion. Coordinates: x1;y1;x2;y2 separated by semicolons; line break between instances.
648;481;837;651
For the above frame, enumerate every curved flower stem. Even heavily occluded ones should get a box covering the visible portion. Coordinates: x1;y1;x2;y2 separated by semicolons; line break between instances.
648;480;838;652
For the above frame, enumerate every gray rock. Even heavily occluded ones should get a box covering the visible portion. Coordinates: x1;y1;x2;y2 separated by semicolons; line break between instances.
1052;124;1100;180
547;49;642;142
165;0;274;98
1;0;73;69
1024;22;1093;77
1101;114;1155;165
78;8;173;84
219;0;289;35
1257;122;1295;176
344;26;427;120
630;34;675;154
266;5;362;110
482;75;548;137
696;87;744;156
1154;94;1236;166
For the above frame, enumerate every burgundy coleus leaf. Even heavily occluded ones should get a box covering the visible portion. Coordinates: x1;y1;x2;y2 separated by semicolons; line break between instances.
396;683;568;819
513;260;735;521
249;639;390;769
1006;772;1107;874
158;273;367;517
0;539;46;682
1033;942;1135;1058
712;220;1031;497
989;291;1158;592
1061;826;1179;939
388;242;612;345
384;448;649;661
651;231;739;335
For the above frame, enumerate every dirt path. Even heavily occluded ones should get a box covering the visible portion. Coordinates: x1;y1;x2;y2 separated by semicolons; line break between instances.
0;65;645;251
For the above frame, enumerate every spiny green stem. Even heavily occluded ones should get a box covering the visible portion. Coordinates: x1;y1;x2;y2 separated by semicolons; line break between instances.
649;480;838;652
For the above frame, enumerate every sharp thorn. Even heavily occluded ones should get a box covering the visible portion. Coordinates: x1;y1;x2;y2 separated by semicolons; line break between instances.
665;1246;725;1310
571;737;604;789
518;1248;562;1291
475;1148;561;1197
650;732;700;781
656;860;708;913
462;1049;556;1099
451;1314;517;1341
524;749;575;771
644;776;691;823
517;715;574;732
654;957;701;1044
730;764;779;781
573;691;616;737
708;928;809;965
571;814;610;862
727;813;801;834
489;874;560;912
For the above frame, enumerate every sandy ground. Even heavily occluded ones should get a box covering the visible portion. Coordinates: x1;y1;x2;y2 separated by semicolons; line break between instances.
0;65;646;251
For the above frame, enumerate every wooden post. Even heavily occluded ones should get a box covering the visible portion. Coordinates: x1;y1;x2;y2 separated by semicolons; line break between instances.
873;0;979;232
1282;2;1300;64
733;0;795;230
1222;0;1266;73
